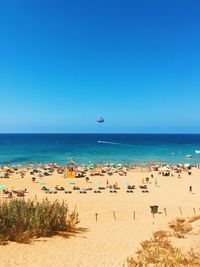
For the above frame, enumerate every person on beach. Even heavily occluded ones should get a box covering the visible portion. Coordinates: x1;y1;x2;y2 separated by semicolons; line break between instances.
189;185;192;194
154;179;158;187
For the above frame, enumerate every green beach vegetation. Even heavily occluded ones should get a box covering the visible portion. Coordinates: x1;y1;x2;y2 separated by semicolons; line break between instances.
0;198;79;243
127;230;200;267
127;218;200;267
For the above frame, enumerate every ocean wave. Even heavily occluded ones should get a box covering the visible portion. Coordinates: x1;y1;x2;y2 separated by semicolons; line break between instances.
98;141;129;146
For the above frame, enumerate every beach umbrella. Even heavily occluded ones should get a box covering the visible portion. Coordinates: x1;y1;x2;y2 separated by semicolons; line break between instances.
77;166;82;172
0;185;6;191
159;166;170;172
87;163;95;169
184;163;190;167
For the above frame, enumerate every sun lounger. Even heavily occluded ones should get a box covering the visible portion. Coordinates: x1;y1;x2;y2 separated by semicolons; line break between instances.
55;186;65;191
80;190;87;194
109;189;117;193
73;186;80;190
17;192;25;197
127;185;135;189
48;190;58;194
65;190;72;194
139;185;147;189
126;190;133;193
94;190;101;193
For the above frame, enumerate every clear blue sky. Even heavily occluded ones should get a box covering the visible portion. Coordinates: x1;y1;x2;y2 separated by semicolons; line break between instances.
0;0;200;133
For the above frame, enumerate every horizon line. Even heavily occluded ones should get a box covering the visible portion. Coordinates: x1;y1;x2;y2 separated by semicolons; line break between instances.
0;133;200;135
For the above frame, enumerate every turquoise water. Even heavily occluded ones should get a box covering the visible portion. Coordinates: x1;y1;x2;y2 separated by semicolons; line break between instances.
0;134;200;166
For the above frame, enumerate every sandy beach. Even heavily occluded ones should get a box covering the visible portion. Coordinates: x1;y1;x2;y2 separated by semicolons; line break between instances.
0;166;200;267
1;0;200;265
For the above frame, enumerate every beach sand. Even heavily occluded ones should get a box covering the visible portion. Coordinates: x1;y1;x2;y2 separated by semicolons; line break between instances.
0;167;200;267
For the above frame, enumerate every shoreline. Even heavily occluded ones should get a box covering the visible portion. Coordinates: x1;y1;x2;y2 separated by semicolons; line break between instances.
1;160;200;169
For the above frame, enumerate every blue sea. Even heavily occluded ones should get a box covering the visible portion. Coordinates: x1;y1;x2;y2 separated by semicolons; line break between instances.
0;134;200;166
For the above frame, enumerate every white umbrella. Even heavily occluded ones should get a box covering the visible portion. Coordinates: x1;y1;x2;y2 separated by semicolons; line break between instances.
159;166;170;172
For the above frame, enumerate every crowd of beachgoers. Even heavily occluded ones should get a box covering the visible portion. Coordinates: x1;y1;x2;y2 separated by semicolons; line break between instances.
0;161;198;199
1;160;200;266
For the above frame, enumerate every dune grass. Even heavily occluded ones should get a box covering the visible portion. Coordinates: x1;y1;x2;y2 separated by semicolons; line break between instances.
127;217;200;266
188;215;200;223
127;230;200;267
0;198;79;243
168;218;192;238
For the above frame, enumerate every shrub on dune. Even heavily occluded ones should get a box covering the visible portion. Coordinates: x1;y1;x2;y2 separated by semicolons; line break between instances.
0;198;79;243
168;218;192;238
127;230;200;267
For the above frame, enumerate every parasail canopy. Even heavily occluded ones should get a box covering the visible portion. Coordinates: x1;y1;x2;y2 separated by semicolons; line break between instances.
97;117;104;123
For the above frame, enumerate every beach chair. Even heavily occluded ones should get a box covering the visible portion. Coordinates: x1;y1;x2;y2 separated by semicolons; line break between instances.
48;190;58;194
139;185;147;190
80;190;87;194
55;186;65;191
142;190;149;193
114;186;120;190
98;187;105;190
94;190;101;193
73;186;80;190
126;190;133;193
127;185;135;190
109;189;117;193
65;190;72;194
